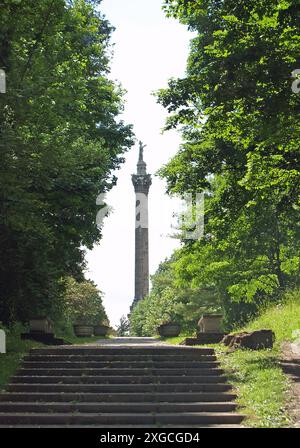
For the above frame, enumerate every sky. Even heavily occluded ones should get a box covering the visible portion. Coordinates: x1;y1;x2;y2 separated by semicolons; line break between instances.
85;0;192;328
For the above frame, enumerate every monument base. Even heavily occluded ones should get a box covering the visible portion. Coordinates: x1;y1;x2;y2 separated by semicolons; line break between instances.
181;333;226;346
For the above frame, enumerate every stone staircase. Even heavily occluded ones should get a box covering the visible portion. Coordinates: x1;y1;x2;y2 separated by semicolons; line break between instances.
0;346;244;427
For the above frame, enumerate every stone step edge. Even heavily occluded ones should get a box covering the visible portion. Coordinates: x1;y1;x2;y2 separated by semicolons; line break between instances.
0;401;238;414
24;356;217;361
16;367;224;376
8;382;231;387
0;391;237;401
29;346;215;350
0;424;244;428
13;375;227;379
0;412;245;419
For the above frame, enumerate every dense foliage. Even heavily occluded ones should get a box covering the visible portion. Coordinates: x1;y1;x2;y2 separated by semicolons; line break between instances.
0;0;133;324
116;315;130;336
131;256;221;336
63;276;107;325
131;0;300;334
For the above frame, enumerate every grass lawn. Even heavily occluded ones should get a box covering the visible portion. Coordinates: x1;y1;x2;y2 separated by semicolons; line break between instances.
223;291;300;427
216;345;290;427
0;328;45;391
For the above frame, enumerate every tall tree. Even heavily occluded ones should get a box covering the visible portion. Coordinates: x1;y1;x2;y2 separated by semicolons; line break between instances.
0;0;133;323
156;0;300;325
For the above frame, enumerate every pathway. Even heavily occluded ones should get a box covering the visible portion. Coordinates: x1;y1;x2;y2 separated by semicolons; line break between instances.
88;337;169;346
281;342;300;428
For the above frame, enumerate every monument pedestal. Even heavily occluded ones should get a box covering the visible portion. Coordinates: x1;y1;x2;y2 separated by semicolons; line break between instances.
182;333;225;346
21;332;65;345
21;317;66;345
181;314;226;346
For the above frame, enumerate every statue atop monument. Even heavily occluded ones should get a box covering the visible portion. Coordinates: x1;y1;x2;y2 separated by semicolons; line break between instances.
138;141;146;162
136;140;148;176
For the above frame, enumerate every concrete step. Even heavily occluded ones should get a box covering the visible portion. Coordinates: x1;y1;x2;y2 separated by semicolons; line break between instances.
29;347;215;356
156;412;244;425
16;368;224;376
0;412;244;425
0;402;238;413
0;424;244;428
11;375;228;385
183;335;225;346
22;360;218;369
0;391;237;403
7;383;232;393
24;355;217;363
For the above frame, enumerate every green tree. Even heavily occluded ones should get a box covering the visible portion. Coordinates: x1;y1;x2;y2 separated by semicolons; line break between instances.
0;0;133;323
116;315;130;336
155;0;300;326
130;257;221;336
63;276;107;325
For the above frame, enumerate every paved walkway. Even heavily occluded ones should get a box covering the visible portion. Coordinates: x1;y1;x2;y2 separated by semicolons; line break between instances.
88;337;169;346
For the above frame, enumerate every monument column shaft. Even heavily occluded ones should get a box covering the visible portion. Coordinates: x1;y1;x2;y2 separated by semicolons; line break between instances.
134;193;149;301
131;141;152;307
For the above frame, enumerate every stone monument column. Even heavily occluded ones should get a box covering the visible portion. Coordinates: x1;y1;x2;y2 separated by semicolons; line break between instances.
131;142;152;307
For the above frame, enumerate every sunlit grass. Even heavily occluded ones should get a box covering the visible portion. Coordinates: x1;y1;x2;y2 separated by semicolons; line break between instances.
244;290;300;347
216;346;291;427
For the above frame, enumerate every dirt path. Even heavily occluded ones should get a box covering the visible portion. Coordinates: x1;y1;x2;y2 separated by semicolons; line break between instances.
281;342;300;427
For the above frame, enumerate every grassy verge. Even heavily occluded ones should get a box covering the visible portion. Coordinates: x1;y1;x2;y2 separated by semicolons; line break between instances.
243;290;300;343
0;327;44;391
0;325;109;391
222;290;300;427
216;345;290;427
163;290;300;427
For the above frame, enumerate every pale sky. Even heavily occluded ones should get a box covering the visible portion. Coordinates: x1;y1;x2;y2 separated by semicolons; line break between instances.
85;0;192;328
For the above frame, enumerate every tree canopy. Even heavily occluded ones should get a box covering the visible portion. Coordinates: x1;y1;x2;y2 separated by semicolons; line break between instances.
0;0;133;324
131;0;300;332
64;276;107;326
